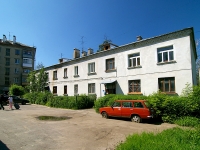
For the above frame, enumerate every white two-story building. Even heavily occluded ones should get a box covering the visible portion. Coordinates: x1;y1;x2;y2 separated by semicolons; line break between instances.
44;27;197;97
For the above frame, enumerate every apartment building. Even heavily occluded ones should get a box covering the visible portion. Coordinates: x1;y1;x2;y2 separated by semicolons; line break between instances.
0;35;36;94
44;27;197;98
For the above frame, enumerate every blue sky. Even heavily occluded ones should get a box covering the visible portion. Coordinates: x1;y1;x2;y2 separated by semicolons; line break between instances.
0;0;200;67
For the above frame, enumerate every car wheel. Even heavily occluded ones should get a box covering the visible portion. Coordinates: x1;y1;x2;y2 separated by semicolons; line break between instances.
102;112;109;119
131;115;141;123
22;101;26;105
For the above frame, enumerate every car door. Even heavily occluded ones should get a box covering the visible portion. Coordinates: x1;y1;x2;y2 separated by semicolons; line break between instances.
133;102;147;118
109;101;122;117
121;101;133;118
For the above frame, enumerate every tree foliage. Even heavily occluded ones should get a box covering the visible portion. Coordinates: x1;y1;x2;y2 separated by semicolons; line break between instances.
9;84;25;96
26;66;48;92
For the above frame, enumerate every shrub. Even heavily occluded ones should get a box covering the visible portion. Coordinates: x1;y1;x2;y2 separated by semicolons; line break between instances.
9;84;25;96
94;94;147;113
174;116;200;127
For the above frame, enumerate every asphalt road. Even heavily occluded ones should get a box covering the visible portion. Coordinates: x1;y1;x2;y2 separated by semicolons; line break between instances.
0;104;176;150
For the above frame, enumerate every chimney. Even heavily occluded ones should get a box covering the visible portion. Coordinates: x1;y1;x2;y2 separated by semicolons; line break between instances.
73;48;80;59
137;36;143;41
13;35;16;44
88;48;93;55
82;51;87;57
3;35;7;42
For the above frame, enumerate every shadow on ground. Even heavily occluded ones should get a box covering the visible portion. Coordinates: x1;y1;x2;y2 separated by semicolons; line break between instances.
0;140;10;150
107;117;163;125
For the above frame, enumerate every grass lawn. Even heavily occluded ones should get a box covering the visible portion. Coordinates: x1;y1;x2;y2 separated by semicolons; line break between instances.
116;127;200;150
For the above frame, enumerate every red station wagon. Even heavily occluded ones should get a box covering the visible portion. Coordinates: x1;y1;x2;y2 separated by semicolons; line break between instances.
99;100;155;123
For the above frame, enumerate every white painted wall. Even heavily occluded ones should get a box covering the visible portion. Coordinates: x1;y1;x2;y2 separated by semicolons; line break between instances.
45;29;196;98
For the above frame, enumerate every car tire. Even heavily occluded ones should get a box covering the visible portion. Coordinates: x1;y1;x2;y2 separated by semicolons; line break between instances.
131;115;141;123
102;112;109;119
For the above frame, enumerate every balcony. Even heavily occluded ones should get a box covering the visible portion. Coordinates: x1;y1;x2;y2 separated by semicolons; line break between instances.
23;63;32;68
23;54;32;58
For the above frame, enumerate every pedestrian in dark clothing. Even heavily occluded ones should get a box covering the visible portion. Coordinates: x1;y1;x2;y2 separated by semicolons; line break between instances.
0;94;5;110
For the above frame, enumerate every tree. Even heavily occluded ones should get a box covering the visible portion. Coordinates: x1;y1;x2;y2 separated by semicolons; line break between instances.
9;84;25;96
26;65;48;92
196;38;200;84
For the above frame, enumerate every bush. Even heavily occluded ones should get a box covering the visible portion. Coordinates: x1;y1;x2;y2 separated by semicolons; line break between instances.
174;116;200;127
9;84;25;96
94;94;147;113
45;94;96;109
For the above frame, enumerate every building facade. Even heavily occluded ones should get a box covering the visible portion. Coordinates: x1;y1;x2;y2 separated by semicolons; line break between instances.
44;27;197;97
0;35;36;94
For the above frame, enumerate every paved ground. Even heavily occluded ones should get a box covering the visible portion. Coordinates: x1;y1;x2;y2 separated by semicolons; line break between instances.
0;104;177;150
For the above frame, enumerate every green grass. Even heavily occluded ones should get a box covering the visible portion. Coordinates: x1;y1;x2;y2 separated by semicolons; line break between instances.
174;116;200;127
37;116;71;121
116;127;200;150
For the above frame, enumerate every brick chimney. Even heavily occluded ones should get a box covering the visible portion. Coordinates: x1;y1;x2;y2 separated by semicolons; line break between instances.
13;35;16;44
73;48;80;59
137;36;143;41
88;48;93;55
3;35;7;42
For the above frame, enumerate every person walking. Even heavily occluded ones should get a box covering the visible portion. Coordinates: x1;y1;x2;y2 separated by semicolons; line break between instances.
8;96;13;110
0;94;5;110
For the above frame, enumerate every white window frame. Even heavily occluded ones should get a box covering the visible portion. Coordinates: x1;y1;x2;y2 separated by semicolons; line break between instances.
74;84;78;95
88;83;95;94
64;68;67;78
53;71;57;80
157;45;174;63
128;53;140;67
74;66;78;76
88;62;95;73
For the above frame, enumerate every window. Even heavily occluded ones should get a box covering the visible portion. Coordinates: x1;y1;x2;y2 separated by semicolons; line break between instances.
64;68;67;78
74;84;78;95
134;102;144;108
5;68;10;75
23;51;32;56
22;77;27;83
128;53;140;67
23;58;32;64
46;72;49;81
15;68;19;74
64;85;67;94
112;101;121;107
74;66;78;76
15;49;20;55
157;45;174;63
6;48;10;56
6;58;10;66
15;58;20;64
158;77;175;92
88;62;95;73
23;69;30;74
106;58;115;70
53;86;57;94
88;83;95;94
14;77;19;83
129;80;141;92
122;102;133;108
5;77;9;85
53;71;57;80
